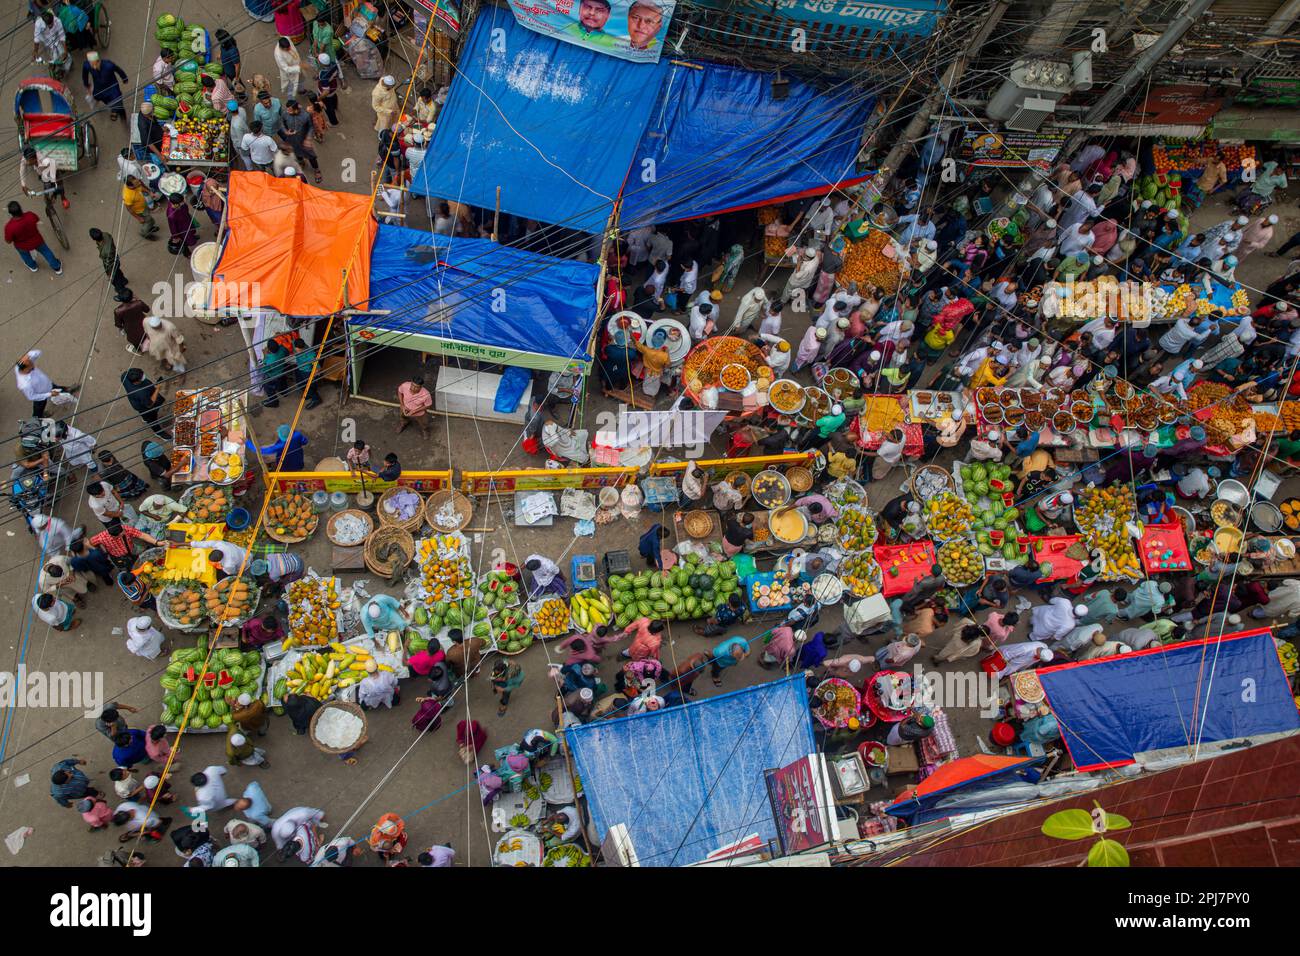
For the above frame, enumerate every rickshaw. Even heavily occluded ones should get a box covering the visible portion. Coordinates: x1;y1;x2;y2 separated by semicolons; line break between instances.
15;77;99;248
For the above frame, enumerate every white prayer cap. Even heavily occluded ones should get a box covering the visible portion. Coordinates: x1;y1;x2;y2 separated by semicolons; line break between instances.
848;659;861;672
382;75;396;86
869;350;882;361
230;733;246;746
1236;215;1248;225
987;430;1001;440
1269;214;1279;224
284;166;297;177
836;318;849;329
814;327;827;340
1092;255;1104;265
1046;218;1057;228
367;604;381;618
131;615;152;630
1037;648;1055;662
147;316;162;328
1059;492;1074;504
237;693;252;706
579;688;593;701
1074;604;1089;617
144;775;159;789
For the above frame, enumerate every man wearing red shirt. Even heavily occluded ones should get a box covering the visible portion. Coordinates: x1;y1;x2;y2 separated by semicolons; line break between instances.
4;201;62;274
88;519;160;569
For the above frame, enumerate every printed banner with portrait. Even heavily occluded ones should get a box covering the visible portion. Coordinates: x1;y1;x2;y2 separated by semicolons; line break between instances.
506;0;677;63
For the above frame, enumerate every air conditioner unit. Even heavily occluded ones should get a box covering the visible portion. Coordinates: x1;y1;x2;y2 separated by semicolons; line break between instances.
1006;95;1057;131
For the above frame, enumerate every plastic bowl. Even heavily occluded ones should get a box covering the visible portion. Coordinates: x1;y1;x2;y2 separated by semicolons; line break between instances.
226;507;252;531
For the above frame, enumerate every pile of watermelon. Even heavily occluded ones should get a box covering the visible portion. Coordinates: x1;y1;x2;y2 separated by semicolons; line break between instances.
1132;171;1183;212
160;638;262;729
607;555;741;628
413;599;493;641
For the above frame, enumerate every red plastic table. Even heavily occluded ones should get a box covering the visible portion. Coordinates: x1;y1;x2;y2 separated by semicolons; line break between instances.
873;541;937;596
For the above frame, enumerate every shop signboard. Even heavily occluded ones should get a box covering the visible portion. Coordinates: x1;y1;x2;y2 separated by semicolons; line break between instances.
460;467;636;495
650;452;813;480
765;754;834;856
692;0;944;38
1117;84;1223;128
268;471;453;494
411;0;462;34
957;127;1069;171
351;327;589;374
505;0;678;64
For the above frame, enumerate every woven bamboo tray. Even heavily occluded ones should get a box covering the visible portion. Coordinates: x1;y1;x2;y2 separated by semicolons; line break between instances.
377;487;425;532
424;488;473;533
364;524;415;578
309;700;369;755
264;494;320;544
326;509;374;547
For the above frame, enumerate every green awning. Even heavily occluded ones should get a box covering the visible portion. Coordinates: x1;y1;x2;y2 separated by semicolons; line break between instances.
1213;108;1300;143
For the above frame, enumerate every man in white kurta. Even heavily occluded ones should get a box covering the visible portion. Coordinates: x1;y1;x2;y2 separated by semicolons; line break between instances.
125;615;166;659
144;316;186;373
994;641;1054;679
1029;597;1086;644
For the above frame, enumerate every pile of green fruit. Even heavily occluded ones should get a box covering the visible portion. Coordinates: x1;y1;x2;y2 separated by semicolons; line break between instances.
958;461;1022;535
607;555;740;629
160;638;262;728
476;570;521;609
412;600;493;641
494;609;534;654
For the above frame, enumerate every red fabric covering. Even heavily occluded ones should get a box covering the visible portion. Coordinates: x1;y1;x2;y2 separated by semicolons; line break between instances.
873;541;937;597
1023;535;1086;582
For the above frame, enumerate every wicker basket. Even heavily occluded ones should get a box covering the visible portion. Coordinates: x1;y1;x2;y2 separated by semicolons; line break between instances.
683;510;714;539
785;465;813;494
377;487;425;532
156;584;211;633
326;509;375;547
309;700;369;755
364;524;415;578
425;489;473;533
264;494;320;544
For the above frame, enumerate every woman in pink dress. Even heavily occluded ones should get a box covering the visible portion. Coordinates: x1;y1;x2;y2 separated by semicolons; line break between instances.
274;0;307;43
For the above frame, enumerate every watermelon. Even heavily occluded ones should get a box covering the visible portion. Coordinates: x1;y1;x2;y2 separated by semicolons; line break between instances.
197;701;213;719
637;601;653;617
174;683;193;701
160;675;179;690
211;699;230;717
206;714;223;729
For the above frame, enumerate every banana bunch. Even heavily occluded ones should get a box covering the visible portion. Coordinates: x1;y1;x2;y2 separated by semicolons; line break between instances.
284;643;392;700
569;590;612;632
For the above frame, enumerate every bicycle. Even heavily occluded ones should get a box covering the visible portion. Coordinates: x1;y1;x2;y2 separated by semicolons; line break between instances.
25;186;69;250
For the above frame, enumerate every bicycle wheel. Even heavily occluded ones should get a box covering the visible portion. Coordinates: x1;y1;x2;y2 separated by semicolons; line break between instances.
82;122;99;167
94;3;111;48
47;203;69;251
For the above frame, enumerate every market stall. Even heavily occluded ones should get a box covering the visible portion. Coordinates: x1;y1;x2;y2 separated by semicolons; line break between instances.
170;387;247;485
680;336;771;415
873;541;937;597
1021;535;1088;583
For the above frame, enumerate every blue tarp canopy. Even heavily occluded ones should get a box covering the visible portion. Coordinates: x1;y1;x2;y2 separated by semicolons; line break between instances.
620;62;875;226
353;225;599;371
566;675;815;866
1037;628;1300;771
409;8;660;233
410;10;875;232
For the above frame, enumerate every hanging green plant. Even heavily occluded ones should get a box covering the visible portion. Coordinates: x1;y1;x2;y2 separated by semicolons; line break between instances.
1041;801;1131;867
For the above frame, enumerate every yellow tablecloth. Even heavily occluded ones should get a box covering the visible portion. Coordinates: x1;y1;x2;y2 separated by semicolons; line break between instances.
163;547;218;586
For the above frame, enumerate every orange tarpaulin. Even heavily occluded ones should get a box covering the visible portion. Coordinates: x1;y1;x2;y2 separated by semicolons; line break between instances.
210;172;377;316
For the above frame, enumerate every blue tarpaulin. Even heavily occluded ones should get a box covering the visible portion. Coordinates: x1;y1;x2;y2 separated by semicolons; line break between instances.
356;225;599;366
410;8;875;232
566;674;815;866
1036;628;1300;771
409;9;663;233
620;63;875;226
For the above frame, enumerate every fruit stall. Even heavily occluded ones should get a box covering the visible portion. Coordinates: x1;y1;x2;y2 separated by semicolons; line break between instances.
267;634;404;707
1138;521;1193;574
606;557;744;630
1150;139;1256;182
836;228;904;294
1021;535;1088;583
171;387;247;485
150;14;231;172
1073;485;1144;581
160;636;266;732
